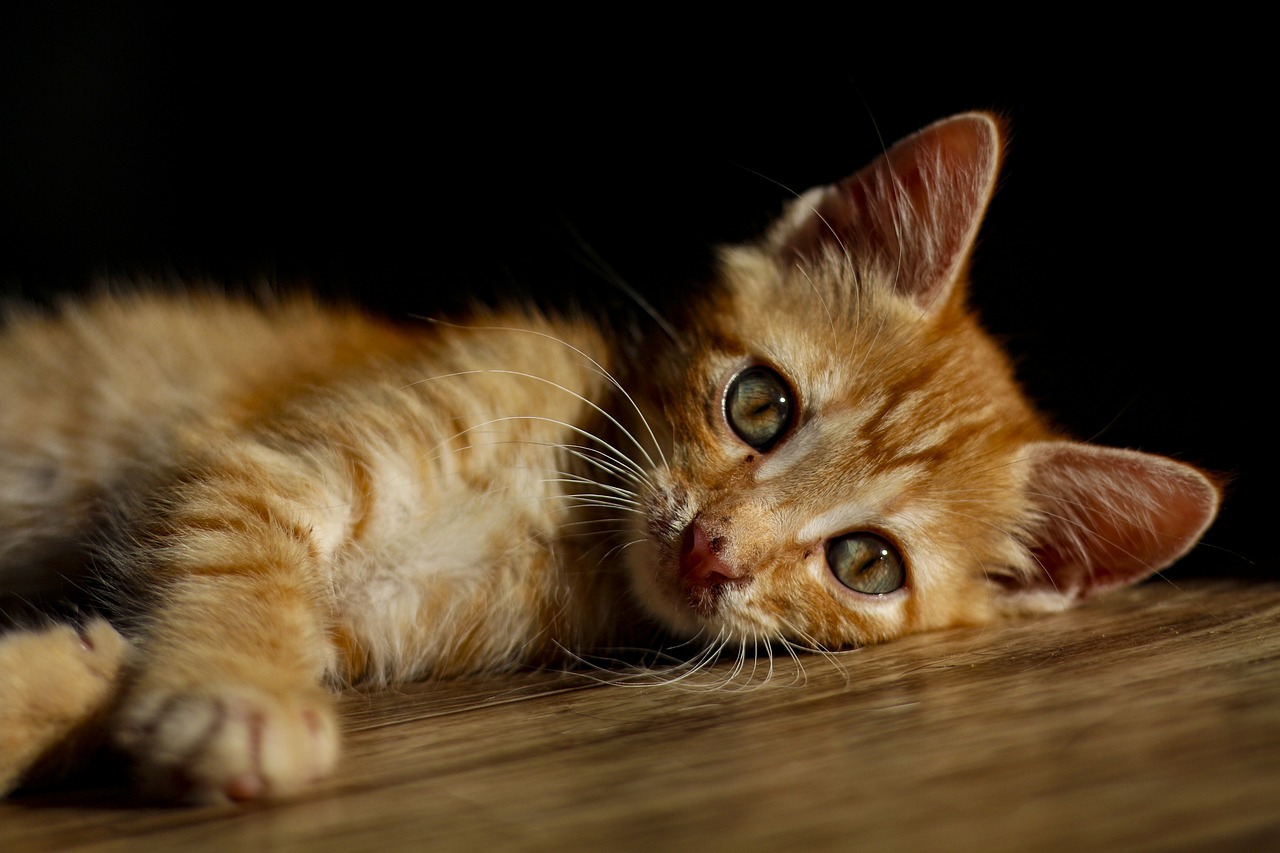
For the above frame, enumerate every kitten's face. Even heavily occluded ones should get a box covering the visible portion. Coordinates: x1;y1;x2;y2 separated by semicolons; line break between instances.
621;114;1219;650
625;253;1040;647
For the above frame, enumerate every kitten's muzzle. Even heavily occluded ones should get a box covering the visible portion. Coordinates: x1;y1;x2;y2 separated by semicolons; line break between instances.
678;519;750;616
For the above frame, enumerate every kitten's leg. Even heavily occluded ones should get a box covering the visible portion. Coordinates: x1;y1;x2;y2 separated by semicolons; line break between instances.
109;455;344;804
0;618;129;795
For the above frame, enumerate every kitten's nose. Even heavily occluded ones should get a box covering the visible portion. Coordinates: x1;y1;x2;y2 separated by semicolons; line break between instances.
679;520;749;592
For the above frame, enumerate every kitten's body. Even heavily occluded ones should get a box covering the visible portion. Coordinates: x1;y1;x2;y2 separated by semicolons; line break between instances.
0;114;1219;802
1;296;637;674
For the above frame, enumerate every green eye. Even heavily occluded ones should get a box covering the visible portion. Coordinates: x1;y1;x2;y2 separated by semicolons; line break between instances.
724;366;795;451
826;533;905;595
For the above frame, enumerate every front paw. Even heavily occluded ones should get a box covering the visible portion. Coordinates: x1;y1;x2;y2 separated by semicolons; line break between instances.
0;618;129;795
114;681;339;804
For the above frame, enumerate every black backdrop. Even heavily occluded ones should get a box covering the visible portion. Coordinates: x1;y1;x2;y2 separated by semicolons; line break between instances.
0;11;1267;579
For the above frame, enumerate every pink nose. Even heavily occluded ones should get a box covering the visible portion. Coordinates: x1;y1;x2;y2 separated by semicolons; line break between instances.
678;520;748;589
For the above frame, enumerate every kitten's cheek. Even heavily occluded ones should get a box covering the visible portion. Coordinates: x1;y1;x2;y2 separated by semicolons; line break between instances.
623;539;703;635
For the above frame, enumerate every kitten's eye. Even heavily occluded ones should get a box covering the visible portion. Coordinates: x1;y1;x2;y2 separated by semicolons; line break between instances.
826;533;905;595
724;366;795;451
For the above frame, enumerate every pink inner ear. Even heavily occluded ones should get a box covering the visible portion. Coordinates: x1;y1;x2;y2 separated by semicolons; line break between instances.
1019;442;1221;601
775;113;1000;311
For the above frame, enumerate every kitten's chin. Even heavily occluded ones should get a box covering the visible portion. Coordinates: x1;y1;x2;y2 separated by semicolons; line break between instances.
622;538;705;639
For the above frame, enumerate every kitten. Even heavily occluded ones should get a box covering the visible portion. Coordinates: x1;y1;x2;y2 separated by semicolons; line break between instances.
0;113;1219;803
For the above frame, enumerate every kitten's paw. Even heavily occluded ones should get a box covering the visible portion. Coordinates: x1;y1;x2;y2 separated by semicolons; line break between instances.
115;682;339;804
0;618;129;795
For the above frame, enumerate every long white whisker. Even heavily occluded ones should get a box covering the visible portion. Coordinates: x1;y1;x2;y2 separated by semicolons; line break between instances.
402;368;661;473
593;537;648;567
560;445;651;490
543;476;637;501
438;415;650;486
557;497;645;515
557;517;637;529
409;320;670;469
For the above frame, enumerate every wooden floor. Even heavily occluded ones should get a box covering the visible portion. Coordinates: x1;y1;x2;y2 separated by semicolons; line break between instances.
3;578;1279;852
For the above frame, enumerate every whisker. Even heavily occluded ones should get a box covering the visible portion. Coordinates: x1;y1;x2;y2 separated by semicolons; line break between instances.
401;368;662;474
542;475;638;502
434;415;651;487
555;492;643;510
409;319;670;470
560;220;687;355
593;537;648;568
560;445;651;490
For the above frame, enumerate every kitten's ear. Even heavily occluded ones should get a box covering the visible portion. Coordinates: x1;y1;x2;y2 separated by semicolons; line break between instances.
768;112;1001;311
999;441;1221;611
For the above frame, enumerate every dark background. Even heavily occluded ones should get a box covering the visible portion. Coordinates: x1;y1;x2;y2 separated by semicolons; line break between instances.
0;11;1267;579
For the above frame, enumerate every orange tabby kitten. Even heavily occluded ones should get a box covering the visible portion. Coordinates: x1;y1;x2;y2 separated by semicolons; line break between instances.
0;114;1219;802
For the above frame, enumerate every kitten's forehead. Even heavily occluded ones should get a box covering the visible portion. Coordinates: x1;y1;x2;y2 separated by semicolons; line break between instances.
681;261;1038;551
710;252;914;363
702;248;1034;435
672;231;1042;531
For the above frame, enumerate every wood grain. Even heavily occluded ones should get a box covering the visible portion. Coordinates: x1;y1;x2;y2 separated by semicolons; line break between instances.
4;579;1279;852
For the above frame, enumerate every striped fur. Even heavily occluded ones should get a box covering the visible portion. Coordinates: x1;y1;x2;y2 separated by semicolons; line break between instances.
0;114;1219;802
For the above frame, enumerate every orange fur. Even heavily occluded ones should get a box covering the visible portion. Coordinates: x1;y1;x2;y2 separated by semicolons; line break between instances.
0;619;128;795
0;114;1219;802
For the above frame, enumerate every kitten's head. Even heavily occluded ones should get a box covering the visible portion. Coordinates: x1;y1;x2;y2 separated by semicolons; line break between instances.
625;113;1220;648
